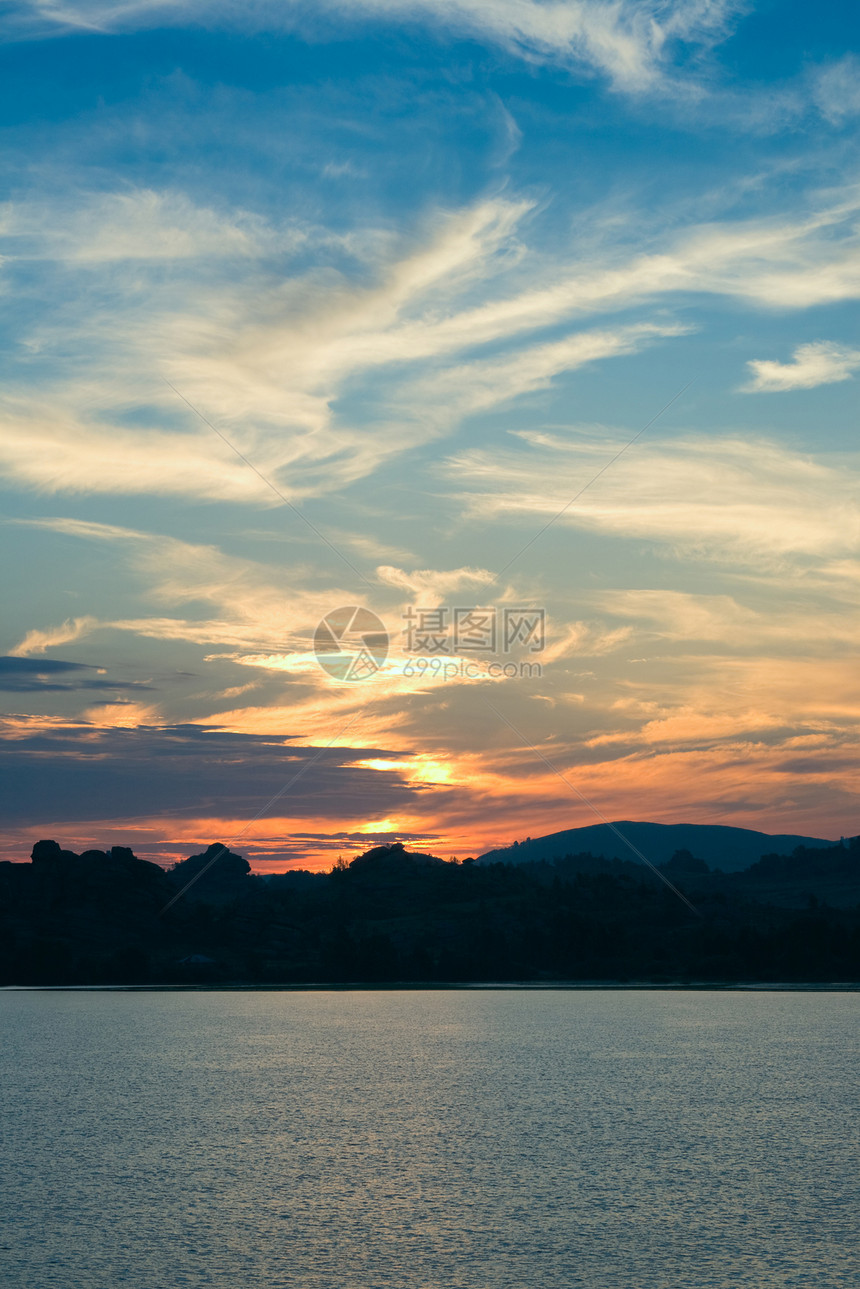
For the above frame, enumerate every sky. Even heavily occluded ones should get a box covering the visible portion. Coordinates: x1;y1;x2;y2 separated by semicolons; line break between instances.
1;0;859;869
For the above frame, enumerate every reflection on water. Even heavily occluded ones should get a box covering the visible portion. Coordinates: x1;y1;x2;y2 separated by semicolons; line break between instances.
1;989;857;1288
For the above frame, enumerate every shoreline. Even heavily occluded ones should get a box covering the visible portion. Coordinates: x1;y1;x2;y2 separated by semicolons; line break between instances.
3;980;859;993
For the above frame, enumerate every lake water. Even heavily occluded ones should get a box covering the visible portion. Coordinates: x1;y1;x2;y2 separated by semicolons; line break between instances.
1;989;857;1288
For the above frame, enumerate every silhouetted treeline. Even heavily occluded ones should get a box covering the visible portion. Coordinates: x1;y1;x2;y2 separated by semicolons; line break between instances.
1;838;859;986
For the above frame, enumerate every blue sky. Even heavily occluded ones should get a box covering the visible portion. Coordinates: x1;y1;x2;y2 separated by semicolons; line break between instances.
1;1;859;866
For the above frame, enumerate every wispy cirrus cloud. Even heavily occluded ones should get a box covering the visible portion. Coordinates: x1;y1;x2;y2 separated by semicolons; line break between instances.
448;432;860;566
0;1;742;94
744;341;860;393
313;0;741;93
0;189;275;263
595;589;860;654
3;0;851;139
3;182;860;508
397;321;691;427
813;55;860;125
375;564;495;603
0;195;543;502
7;517;349;656
5;520;522;684
10;615;100;657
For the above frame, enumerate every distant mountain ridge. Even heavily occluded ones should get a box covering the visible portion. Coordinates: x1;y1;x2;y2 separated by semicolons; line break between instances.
477;821;838;874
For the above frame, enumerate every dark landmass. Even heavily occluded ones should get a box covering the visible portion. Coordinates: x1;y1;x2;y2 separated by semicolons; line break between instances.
479;821;836;872
2;833;859;986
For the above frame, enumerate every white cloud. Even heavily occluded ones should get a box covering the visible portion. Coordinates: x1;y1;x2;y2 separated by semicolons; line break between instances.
0;402;275;501
400;321;690;425
0;1;742;94
595;588;860;652
375;564;495;604
0;194;539;500
0;190;273;263
10;615;99;656
334;0;739;93
329;189;860;375
744;341;860;393
449;433;860;565
80;698;162;727
813;55;860;125
9;519;513;671
3;183;860;506
9;517;343;652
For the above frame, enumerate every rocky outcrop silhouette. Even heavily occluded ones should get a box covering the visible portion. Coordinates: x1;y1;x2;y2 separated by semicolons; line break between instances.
348;841;444;872
167;843;251;898
31;839;80;864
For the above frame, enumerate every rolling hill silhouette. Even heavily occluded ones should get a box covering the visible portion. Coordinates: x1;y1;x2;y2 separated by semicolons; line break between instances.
478;822;836;873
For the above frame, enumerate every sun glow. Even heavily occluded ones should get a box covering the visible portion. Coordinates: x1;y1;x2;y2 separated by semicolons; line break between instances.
356;816;410;834
355;755;455;785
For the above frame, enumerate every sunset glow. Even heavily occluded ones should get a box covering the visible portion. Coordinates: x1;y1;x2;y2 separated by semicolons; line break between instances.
2;1;858;868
